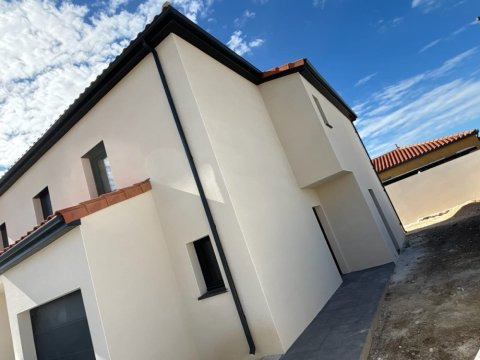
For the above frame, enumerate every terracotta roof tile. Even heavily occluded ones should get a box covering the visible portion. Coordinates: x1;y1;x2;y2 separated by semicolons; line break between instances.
0;179;151;258
262;58;306;78
372;130;479;173
57;179;152;224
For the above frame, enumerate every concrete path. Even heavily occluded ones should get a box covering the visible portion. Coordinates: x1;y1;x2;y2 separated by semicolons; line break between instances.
281;263;394;360
368;206;480;360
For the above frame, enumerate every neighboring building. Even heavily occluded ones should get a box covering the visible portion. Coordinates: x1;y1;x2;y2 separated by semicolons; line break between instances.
0;5;404;360
373;129;480;185
374;130;480;227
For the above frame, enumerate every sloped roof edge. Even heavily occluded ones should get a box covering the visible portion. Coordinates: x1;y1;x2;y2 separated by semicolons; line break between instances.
0;179;151;268
0;6;356;197
372;129;479;173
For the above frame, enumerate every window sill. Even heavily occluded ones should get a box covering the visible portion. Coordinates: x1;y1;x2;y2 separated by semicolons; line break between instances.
198;287;228;301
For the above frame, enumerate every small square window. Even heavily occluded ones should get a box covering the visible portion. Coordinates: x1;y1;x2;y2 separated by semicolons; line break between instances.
191;236;226;300
0;223;8;249
82;142;116;196
34;187;53;222
313;95;333;129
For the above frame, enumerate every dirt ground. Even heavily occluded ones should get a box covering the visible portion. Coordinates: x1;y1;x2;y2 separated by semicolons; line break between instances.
404;200;480;232
368;203;480;360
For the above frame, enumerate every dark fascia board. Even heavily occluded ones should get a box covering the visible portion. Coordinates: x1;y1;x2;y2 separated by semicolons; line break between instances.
0;6;356;196
258;60;357;122
0;217;80;275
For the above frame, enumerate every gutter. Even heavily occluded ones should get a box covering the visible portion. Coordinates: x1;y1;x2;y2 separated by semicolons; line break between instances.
0;217;80;275
142;40;256;355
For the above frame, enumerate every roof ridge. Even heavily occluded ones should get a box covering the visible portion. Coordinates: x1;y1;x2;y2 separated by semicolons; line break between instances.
397;129;477;150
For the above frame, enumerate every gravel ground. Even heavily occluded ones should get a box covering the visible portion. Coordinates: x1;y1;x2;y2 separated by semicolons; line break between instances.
368;203;480;360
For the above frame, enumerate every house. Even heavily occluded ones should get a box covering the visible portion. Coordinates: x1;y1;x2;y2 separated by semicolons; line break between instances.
373;130;480;227
0;5;404;360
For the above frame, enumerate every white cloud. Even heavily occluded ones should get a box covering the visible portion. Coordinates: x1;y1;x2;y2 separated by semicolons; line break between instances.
227;30;264;56
376;17;404;32
418;21;476;53
0;0;215;173
234;9;255;28
419;38;441;53
355;72;378;87
355;47;480;157
411;0;442;12
312;0;326;9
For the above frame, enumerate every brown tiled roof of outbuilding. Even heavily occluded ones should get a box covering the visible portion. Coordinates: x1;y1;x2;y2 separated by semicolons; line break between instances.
0;179;151;257
372;130;479;173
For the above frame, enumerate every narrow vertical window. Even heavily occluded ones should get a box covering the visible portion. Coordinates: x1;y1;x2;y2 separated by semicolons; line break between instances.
313;95;333;128
193;236;225;299
83;142;116;196
34;187;53;222
368;189;400;252
0;223;8;249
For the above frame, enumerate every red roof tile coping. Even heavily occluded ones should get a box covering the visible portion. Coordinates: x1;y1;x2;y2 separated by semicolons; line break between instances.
262;58;306;78
57;179;152;224
0;179;152;257
372;130;479;173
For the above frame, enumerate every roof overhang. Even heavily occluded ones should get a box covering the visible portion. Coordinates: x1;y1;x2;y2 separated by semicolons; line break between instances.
0;6;356;197
0;217;80;275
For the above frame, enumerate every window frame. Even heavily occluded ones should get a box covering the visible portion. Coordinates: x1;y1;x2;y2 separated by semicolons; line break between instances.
82;142;115;196
0;223;8;249
313;95;333;129
193;236;226;300
34;187;53;221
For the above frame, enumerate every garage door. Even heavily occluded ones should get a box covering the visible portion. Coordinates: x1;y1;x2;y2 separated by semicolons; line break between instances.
30;290;95;360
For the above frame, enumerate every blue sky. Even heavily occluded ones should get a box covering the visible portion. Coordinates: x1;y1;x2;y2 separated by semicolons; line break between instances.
0;0;479;175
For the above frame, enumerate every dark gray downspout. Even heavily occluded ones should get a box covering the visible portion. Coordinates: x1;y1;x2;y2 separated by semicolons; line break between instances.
142;40;256;355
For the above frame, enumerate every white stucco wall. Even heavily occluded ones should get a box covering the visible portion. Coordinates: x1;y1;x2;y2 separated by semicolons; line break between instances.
173;36;343;350
0;228;109;360
315;173;395;272
301;75;405;250
0;287;14;360
0;29;403;359
386;150;480;226
0;34;283;359
261;74;403;256
80;192;198;360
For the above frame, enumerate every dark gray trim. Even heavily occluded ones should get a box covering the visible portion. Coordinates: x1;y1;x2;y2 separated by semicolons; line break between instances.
0;217;80;275
198;287;228;301
143;40;256;355
0;6;356;197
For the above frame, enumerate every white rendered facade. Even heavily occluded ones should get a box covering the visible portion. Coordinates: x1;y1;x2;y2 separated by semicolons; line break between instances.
0;9;404;360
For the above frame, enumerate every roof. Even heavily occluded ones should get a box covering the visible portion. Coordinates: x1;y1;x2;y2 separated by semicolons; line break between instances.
0;179;151;258
0;5;356;198
262;58;306;78
372;130;479;173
